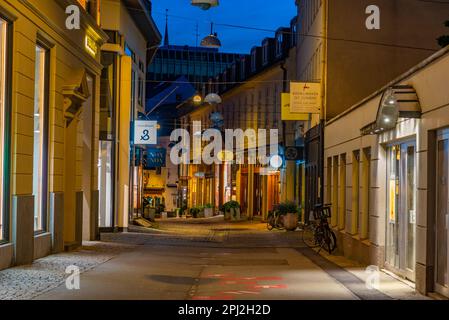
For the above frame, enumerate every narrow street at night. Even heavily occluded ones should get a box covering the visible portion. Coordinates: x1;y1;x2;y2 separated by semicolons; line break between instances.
1;218;422;300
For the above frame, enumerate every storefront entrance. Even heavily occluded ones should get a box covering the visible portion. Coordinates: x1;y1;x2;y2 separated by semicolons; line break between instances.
436;130;449;297
386;141;416;281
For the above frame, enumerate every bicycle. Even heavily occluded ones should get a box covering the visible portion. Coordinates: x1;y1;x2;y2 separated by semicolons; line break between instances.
267;210;284;230
302;204;337;254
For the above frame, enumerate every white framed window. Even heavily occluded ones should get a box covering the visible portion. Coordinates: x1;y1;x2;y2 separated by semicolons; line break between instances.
0;16;10;241
33;44;50;232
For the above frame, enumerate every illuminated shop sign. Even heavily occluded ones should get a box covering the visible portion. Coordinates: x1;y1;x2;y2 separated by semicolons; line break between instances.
85;35;98;57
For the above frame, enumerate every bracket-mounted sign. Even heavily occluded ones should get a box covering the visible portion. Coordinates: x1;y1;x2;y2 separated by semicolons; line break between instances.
134;120;157;145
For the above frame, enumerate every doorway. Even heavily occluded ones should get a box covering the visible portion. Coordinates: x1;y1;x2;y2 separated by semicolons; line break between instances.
436;130;449;297
385;141;416;281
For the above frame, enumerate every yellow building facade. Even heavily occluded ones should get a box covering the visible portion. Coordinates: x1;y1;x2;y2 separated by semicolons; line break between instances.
0;0;107;270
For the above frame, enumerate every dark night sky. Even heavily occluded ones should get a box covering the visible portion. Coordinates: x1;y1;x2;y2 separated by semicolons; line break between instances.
152;0;297;54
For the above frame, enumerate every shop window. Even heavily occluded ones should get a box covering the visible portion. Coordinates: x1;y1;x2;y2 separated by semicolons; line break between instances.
326;157;332;204
331;156;339;227
0;17;11;241
33;44;50;232
338;154;346;230
351;151;360;235
361;148;371;239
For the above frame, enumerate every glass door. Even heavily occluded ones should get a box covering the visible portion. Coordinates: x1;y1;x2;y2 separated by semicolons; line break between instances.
386;141;416;281
436;131;449;297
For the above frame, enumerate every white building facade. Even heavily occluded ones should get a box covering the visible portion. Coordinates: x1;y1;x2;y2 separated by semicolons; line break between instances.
324;46;449;297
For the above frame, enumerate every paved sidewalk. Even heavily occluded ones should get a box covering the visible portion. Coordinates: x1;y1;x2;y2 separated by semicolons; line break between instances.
1;219;428;300
0;242;132;300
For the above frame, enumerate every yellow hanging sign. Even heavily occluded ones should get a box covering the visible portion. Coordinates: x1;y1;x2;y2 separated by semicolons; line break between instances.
281;93;309;121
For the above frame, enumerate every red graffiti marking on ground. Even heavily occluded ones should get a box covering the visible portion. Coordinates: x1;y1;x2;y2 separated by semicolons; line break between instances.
253;284;288;289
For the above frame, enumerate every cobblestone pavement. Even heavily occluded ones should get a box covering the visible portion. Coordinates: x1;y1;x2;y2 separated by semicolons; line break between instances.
0;242;133;300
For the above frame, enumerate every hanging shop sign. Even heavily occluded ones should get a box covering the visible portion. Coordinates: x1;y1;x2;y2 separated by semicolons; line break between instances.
143;148;166;169
290;82;322;114
134;120;157;145
281;93;309;121
285;146;304;161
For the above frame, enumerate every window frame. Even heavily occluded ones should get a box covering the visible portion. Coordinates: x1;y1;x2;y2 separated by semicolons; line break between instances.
33;41;50;234
0;14;12;243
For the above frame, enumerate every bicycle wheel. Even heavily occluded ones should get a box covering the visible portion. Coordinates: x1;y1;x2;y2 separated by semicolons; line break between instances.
324;228;337;254
267;215;274;231
302;223;320;248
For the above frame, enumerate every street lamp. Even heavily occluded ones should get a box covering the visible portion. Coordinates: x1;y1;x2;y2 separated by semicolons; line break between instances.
201;23;222;48
191;0;219;10
204;93;222;105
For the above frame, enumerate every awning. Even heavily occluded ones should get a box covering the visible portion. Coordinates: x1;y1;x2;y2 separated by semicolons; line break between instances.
361;85;421;136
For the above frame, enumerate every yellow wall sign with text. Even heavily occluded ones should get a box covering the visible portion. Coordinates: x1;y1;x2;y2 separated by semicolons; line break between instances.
281;93;309;121
290;82;322;114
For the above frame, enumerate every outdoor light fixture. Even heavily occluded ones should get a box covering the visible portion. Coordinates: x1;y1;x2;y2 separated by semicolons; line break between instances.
204;93;222;105
361;85;422;136
191;0;219;10
201;23;222;48
193;94;203;105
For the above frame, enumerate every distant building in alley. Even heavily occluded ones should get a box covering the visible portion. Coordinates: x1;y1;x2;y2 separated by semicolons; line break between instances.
177;17;299;218
147;15;243;92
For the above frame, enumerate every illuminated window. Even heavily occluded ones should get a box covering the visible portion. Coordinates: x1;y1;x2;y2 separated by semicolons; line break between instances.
0;17;10;241
33;44;49;232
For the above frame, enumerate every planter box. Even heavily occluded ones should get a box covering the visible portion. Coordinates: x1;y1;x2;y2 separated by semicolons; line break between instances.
204;207;214;218
231;208;241;221
283;212;298;231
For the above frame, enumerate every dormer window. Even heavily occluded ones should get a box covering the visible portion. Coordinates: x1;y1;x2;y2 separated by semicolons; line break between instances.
240;58;246;80
276;33;283;57
262;41;269;65
251;50;257;72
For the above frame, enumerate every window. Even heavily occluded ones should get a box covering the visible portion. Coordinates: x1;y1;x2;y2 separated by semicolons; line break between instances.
331;156;339;227
361;148;371;239
338;154;346;231
262;42;268;65
351;150;360;235
138;76;143;106
0;17;11;241
33;44;50;232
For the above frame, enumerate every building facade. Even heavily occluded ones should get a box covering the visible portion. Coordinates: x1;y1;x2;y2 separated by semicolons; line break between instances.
178;18;300;219
99;0;161;228
148;45;242;92
324;46;449;297
0;0;108;270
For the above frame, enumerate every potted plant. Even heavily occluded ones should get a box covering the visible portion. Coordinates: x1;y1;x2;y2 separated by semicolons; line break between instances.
204;203;214;218
190;206;203;218
277;201;299;231
223;201;240;221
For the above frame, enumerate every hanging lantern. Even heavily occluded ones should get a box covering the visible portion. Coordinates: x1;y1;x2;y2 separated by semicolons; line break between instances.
191;0;219;10
201;23;221;48
204;93;222;105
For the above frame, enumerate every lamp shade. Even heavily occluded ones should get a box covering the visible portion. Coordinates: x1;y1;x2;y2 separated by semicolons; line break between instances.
191;0;219;10
204;93;222;105
201;33;221;48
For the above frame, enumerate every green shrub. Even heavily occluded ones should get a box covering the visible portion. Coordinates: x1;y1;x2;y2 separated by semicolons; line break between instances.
277;201;299;216
223;201;240;212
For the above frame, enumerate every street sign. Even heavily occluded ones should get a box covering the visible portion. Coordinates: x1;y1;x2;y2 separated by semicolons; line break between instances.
281;93;310;121
290;82;322;114
143;148;166;169
134;120;157;145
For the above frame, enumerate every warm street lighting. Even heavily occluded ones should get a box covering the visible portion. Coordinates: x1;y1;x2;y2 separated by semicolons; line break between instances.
191;0;219;10
193;94;203;105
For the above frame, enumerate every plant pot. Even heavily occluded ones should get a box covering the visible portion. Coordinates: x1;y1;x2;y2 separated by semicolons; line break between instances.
204;207;214;218
224;210;231;221
283;212;298;231
231;208;241;221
